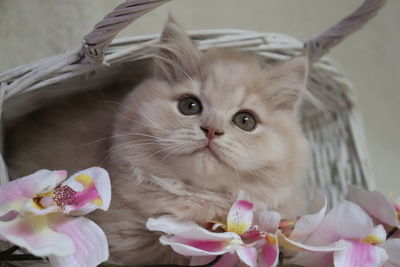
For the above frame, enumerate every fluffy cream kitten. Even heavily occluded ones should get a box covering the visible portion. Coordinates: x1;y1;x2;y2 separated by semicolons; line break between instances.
91;18;312;265
5;17;312;265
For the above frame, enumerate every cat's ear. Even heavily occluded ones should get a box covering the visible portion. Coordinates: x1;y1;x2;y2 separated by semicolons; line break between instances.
264;56;311;110
154;16;200;82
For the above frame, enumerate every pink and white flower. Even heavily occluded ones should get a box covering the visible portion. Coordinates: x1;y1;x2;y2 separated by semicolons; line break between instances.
0;167;111;267
147;200;258;267
287;200;400;267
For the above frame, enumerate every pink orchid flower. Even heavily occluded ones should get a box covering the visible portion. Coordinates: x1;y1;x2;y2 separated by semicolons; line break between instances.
147;200;259;267
287;200;400;267
0;167;111;267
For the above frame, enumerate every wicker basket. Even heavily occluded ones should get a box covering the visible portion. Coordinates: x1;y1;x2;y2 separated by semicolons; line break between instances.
0;0;386;208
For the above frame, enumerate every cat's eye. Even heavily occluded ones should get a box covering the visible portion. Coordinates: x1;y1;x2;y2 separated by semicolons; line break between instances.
178;96;203;116
233;111;257;132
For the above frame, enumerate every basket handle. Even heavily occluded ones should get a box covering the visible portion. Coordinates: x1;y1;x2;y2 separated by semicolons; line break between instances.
305;0;387;62
81;0;386;64
81;0;170;64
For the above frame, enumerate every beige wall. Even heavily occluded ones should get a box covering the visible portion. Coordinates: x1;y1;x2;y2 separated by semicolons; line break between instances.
1;0;399;193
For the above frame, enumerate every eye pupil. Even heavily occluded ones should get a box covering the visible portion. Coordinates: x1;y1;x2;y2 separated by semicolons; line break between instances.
233;111;257;131
178;96;202;115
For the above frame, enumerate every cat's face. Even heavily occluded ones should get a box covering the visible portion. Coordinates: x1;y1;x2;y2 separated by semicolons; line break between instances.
113;19;310;193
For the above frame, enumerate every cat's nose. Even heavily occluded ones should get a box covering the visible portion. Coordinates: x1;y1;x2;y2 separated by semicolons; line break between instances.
200;126;224;140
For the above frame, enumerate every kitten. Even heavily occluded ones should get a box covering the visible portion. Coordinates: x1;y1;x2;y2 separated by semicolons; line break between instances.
92;17;312;265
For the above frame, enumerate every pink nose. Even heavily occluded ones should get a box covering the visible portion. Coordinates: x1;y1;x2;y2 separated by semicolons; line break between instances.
200;126;224;140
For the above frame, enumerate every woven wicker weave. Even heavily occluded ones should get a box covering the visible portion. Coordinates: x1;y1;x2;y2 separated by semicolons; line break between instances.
0;0;386;207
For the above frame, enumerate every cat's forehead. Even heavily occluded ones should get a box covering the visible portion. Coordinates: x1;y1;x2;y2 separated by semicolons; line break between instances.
200;58;267;108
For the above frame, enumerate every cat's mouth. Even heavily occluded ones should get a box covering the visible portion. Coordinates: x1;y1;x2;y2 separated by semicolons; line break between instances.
194;144;221;161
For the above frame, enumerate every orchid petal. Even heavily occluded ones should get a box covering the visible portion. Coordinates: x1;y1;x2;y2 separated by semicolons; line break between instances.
61;167;111;215
47;215;109;267
150;216;242;257
0;170;66;217
290;194;327;242
306;201;374;245
147;216;202;235
278;232;348;252
347;185;399;227
237;246;257;267
380;238;400;266
333;240;388;267
0;215;74;257
0;199;24;220
260;234;279;267
170;229;241;248
256;210;281;233
363;225;386;245
227;200;254;235
159;235;237;256
148;216;241;241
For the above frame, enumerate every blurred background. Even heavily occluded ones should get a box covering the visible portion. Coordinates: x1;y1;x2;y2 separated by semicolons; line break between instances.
0;0;399;193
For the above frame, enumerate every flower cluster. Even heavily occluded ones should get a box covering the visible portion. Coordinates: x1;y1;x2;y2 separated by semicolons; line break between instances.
1;167;399;267
0;167;111;267
147;186;400;267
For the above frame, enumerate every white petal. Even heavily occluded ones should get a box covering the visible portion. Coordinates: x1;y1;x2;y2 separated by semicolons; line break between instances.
256;210;281;233
290;194;327;242
147;216;241;241
150;216;242;257
48;215;109;267
159;235;238;256
147;216;202;235
236;246;257;267
306;201;374;245
364;225;387;244
380;238;400;266
334;240;388;267
347;185;398;227
0;214;74;257
278;232;348;252
227;200;254;235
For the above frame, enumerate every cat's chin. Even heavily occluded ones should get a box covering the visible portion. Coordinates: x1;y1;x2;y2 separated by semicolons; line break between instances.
191;146;222;162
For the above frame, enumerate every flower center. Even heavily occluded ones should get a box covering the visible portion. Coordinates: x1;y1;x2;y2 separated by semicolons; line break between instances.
53;185;77;207
362;234;384;245
33;192;55;209
31;174;103;212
